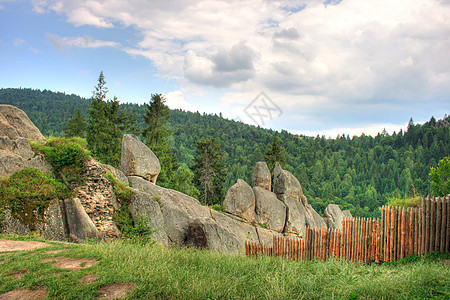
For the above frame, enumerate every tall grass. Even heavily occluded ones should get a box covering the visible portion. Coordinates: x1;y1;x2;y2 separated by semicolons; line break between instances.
0;234;449;299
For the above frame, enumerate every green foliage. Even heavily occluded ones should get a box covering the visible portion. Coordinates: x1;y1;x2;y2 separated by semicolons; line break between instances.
123;215;156;245
86;72;135;167
429;156;449;196
0;168;71;226
104;170;133;204
171;167;200;199
263;135;286;172
387;195;422;208
2;88;449;217
1;234;448;299
192;137;227;206
31;137;90;183
211;203;225;212
64;109;86;137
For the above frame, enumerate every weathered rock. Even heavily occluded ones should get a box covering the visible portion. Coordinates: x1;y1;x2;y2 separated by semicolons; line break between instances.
224;179;256;223
253;186;286;233
42;200;68;241
343;210;352;219
0;210;30;235
252;162;271;190
128;176;210;245
324;204;346;230
102;163;129;185
0;105;46;141
63;198;103;242
120;134;160;183
273;162;326;235
0;136;52;178
186;217;240;253
128;189;168;244
305;204;327;229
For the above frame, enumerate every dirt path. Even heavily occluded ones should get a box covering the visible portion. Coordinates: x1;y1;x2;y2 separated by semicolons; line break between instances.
0;239;49;252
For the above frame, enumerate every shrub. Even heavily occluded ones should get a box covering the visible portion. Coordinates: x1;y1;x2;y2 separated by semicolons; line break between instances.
31;137;90;183
0;168;71;227
387;196;422;208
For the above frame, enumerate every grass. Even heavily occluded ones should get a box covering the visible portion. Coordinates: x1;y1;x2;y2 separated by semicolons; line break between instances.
0;234;449;299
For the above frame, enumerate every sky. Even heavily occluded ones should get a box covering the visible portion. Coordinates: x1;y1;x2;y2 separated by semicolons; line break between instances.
1;0;449;137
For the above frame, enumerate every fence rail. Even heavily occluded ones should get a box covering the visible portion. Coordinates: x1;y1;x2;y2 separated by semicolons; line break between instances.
245;195;449;264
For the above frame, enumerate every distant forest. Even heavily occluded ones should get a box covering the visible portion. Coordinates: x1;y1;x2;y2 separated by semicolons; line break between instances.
1;87;449;218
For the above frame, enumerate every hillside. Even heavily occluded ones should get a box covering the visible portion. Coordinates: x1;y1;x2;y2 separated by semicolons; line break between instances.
1;88;449;218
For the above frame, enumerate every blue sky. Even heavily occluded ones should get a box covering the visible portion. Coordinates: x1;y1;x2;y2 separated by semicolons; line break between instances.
1;0;449;137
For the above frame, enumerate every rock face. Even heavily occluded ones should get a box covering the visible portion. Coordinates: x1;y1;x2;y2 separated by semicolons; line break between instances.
102;163;129;185
120;134;160;183
273;162;326;236
0;105;46;141
128;189;168;244
252;162;271;191
224;179;256;223
324;204;350;230
253;186;286;232
0;136;52;178
63;198;103;242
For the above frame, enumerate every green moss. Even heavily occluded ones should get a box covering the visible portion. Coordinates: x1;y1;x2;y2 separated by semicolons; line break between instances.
387;196;422;208
30;137;90;184
0;168;72;227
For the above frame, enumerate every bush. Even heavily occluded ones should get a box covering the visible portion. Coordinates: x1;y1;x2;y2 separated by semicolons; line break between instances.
31;137;90;183
387;196;422;208
0;168;71;227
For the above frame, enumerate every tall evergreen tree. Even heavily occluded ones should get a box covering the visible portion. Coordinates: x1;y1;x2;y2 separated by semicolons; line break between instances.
86;72;135;167
263;135;286;172
64;109;86;137
143;94;179;187
192;137;226;206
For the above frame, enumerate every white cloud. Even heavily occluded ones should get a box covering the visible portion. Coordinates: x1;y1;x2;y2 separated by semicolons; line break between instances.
165;90;199;112
30;0;450;133
46;33;119;50
13;38;26;46
296;123;409;139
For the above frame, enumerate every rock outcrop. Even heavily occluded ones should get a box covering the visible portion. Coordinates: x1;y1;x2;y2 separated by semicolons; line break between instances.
323;204;353;230
224;179;256;223
252;161;271;191
253;186;287;233
120;134;160;183
0;105;46;141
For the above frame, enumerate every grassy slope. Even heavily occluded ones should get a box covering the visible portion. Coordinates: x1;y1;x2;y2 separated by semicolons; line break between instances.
0;234;449;299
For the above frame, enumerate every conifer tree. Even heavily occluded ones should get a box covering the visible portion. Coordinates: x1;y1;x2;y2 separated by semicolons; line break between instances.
64;109;86;137
192;137;226;205
263;135;286;172
86;71;135;167
143;94;179;186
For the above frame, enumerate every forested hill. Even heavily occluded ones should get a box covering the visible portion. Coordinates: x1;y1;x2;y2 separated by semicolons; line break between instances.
1;87;449;217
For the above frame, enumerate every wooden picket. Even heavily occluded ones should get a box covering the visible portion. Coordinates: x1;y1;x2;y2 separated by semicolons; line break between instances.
245;195;450;264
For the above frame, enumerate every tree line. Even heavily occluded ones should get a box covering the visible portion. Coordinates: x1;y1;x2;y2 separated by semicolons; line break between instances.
1;83;448;217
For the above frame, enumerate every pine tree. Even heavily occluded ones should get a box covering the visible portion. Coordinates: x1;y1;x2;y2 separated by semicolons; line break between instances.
86;72;135;167
143;94;179;187
64;109;86;137
192;137;226;205
263;135;286;172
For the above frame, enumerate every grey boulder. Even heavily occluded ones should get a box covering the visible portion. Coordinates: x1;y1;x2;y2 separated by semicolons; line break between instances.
0;105;46;141
224;179;256;223
252;161;271;190
253;186;286;233
120;134;160;183
324;204;348;230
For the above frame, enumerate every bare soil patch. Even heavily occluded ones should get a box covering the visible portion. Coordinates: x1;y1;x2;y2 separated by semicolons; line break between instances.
96;283;136;299
40;257;98;270
81;274;97;284
44;249;70;254
0;286;47;300
0;240;49;252
11;269;28;279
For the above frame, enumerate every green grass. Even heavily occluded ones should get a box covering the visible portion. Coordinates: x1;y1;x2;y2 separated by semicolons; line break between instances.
1;234;449;299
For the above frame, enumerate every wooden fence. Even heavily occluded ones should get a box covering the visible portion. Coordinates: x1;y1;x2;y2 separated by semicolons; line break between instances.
245;195;450;264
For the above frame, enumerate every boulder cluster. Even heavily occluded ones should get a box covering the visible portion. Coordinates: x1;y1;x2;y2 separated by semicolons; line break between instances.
225;161;351;237
0;105;352;254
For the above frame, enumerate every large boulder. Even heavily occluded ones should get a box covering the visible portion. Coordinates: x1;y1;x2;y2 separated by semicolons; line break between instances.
273;162;326;235
120;134;160;183
324;204;347;230
252;162;271;191
0;136;52;178
224;179;256;223
253;186;286;233
102;163;129;185
128;176;211;245
0;105;46;141
63;198;103;242
128;189;168;244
